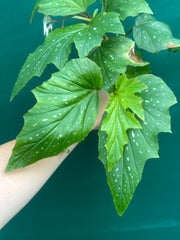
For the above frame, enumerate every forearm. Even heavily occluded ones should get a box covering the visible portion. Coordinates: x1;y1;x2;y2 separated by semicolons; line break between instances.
0;140;77;230
0;90;109;230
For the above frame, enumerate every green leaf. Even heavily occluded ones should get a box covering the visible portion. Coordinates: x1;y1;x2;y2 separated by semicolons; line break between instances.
133;14;180;53
11;25;83;100
35;0;96;16
74;12;125;58
5;58;102;172
173;47;180;53
88;36;148;92
12;13;124;100
126;65;151;79
101;75;147;171
99;74;177;215
100;0;152;20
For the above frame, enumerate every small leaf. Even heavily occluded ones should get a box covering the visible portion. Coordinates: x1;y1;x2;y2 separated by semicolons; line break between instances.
170;47;180;54
99;74;177;215
11;25;84;100
5;58;102;172
173;47;180;53
101;75;147;171
88;36;148;92
133;14;180;53
100;0;152;20
35;0;96;16
74;12;125;58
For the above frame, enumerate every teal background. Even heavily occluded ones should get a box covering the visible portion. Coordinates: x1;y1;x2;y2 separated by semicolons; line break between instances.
0;0;180;239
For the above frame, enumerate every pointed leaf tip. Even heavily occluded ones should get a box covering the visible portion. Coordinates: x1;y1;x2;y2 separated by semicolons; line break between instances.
11;25;83;99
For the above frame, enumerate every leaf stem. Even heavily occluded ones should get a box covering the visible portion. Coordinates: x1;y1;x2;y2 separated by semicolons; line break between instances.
78;13;89;19
103;34;109;40
85;11;91;19
52;15;72;27
125;28;133;36
72;16;91;22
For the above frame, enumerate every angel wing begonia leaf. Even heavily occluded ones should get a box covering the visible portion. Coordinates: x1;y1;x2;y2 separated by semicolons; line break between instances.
11;25;84;100
12;12;124;100
100;0;152;20
74;12;125;58
34;0;96;16
89;36;148;92
5;58;102;172
133;14;180;53
98;74;177;215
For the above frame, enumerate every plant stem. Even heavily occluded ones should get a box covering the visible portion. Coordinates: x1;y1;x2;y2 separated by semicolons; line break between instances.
85;11;91;19
103;34;109;40
125;28;133;36
78;13;89;18
52;15;72;27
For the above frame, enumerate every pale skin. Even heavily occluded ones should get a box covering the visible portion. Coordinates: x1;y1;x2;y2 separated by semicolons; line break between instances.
0;91;109;230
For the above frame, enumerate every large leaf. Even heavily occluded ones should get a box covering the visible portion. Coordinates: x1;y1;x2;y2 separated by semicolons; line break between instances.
11;25;83;100
35;0;96;16
99;74;177;215
5;58;102;172
133;14;180;53
100;0;152;20
12;12;123;100
101;75;147;171
88;36;148;92
74;12;124;58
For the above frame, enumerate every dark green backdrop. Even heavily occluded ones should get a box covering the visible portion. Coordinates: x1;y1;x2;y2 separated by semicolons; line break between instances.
0;1;180;239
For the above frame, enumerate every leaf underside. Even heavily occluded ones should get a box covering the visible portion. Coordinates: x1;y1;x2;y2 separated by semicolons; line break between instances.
5;58;102;172
133;14;180;53
98;74;177;215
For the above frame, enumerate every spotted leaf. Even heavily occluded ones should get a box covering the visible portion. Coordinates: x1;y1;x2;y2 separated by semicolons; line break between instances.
12;12;123;100
98;74;177;215
100;0;152;20
133;14;180;53
11;25;84;100
5;58;102;172
34;0;96;16
88;36;148;92
101;75;147;171
74;12;124;58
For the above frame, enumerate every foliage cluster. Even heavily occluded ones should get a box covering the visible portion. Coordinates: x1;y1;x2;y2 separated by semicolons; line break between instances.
6;0;179;215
